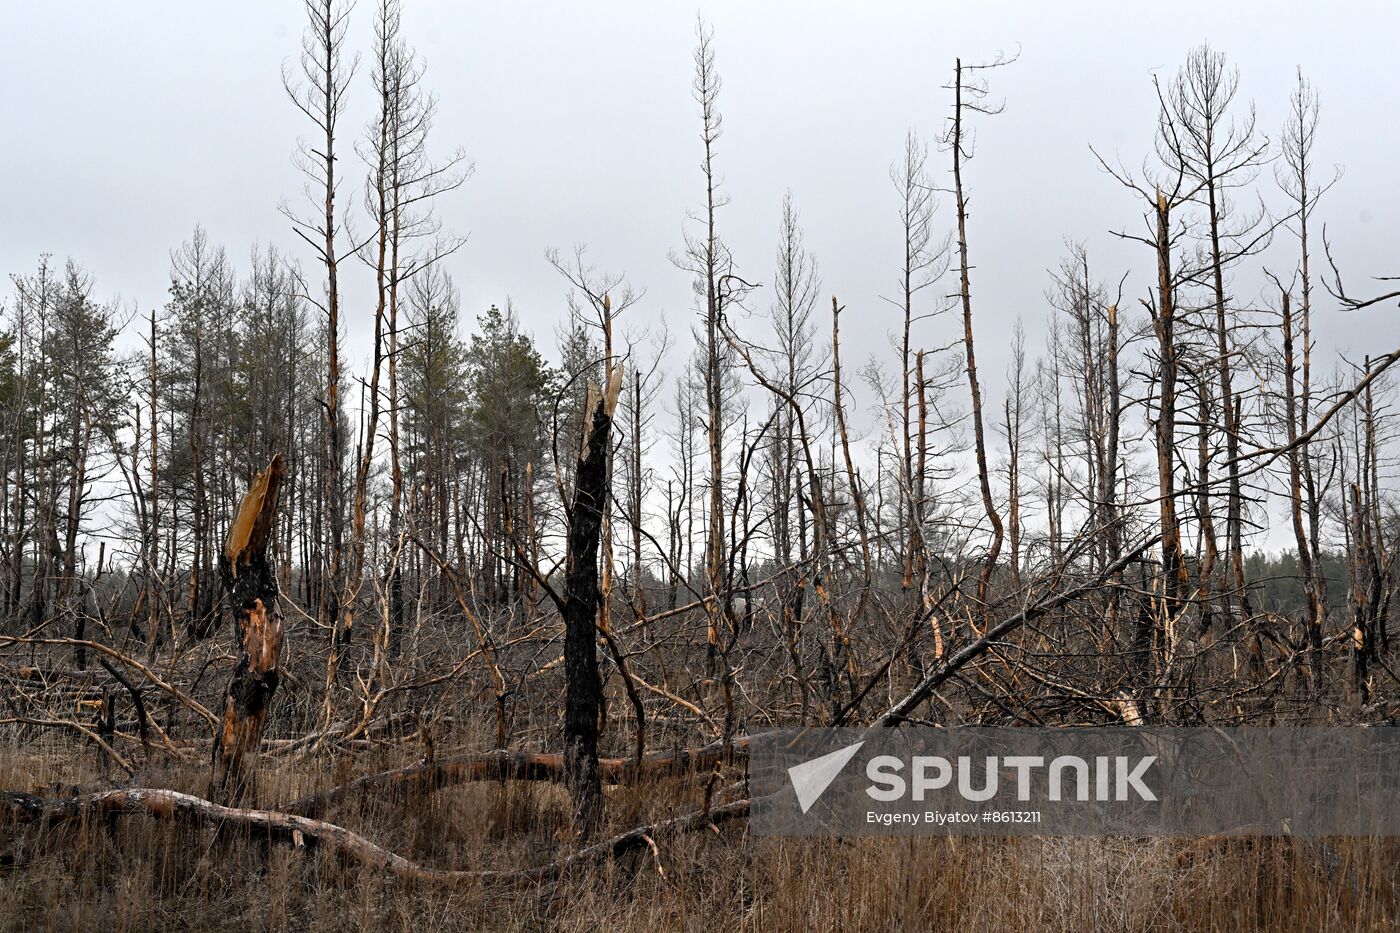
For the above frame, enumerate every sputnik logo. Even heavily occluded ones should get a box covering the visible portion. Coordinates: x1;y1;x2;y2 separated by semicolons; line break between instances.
788;741;865;813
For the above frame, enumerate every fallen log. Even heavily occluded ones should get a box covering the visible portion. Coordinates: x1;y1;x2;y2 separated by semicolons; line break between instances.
282;734;768;818
284;546;1162;819
0;786;749;884
0;636;218;728
0;545;1184;889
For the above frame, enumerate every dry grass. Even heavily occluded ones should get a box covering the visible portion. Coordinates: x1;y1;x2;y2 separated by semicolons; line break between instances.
3;736;1397;932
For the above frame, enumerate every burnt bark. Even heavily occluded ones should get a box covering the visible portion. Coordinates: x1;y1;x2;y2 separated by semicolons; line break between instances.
210;454;286;805
562;368;622;837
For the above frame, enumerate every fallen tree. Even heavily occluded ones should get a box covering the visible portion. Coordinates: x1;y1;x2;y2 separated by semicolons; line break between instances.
0;533;1165;888
874;535;1162;726
282;734;762;818
287;536;1162;815
0;786;749;885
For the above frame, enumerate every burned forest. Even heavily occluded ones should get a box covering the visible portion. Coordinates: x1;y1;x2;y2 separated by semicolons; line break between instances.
4;3;1400;931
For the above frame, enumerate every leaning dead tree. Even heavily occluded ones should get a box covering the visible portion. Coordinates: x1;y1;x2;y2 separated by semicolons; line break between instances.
945;53;1012;616
210;454;286;804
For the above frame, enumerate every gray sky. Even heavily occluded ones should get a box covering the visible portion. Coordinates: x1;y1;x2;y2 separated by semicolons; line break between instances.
4;1;1399;546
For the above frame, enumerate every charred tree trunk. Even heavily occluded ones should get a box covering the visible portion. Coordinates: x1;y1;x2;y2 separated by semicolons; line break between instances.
210;454;286;805
563;366;623;838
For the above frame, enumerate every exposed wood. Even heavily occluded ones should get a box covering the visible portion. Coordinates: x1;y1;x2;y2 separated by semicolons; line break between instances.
211;454;286;804
0;786;750;885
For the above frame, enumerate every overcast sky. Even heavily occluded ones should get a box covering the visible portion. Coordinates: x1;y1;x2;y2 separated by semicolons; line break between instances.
3;1;1399;545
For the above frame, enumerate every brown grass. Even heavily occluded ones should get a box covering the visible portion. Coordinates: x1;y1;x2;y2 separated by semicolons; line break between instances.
3;735;1397;932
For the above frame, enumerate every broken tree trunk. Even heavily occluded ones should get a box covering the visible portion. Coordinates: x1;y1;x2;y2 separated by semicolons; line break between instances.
0;786;750;886
563;363;623;837
210;454;286;804
875;536;1159;727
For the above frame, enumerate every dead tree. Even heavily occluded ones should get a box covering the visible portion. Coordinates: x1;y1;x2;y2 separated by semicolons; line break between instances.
1038;326;1067;567
1096;79;1203;666
1166;45;1272;627
1003;322;1028;584
145;307;161;645
886;131;945;591
673;16;751;660
831;297;872;677
335;0;402;694
1278;68;1338;686
767;193;822;715
1278;287;1326;689
562;363;624;837
378;9;468;647
692;16;727;642
945;54;1012;614
282;0;355;642
1339;357;1393;703
211;454;286;804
